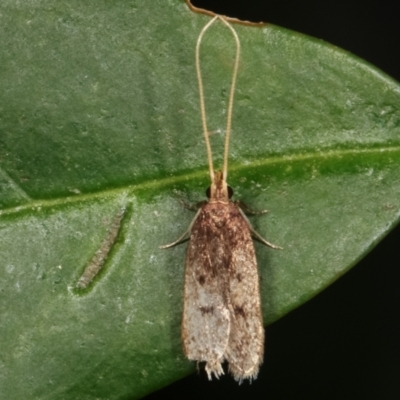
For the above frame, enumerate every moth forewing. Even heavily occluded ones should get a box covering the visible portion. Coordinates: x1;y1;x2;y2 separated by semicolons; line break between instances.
224;212;264;381
161;15;281;382
181;177;265;380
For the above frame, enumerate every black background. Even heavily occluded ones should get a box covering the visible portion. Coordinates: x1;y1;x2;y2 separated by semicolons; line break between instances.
145;1;400;399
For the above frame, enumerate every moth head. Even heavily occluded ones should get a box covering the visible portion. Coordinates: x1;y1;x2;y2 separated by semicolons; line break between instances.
206;170;233;201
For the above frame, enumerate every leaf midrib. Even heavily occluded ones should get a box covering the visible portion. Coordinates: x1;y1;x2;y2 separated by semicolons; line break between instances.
1;143;399;217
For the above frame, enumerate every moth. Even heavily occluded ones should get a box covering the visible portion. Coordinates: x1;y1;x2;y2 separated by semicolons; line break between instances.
161;15;281;382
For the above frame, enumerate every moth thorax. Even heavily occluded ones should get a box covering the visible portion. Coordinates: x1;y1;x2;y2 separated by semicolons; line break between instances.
209;170;229;201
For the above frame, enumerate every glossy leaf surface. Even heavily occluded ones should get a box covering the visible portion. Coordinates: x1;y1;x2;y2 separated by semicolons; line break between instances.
0;1;400;398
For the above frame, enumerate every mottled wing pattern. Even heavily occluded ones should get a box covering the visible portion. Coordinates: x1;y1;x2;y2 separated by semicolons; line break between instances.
182;203;231;379
224;205;264;381
182;201;264;381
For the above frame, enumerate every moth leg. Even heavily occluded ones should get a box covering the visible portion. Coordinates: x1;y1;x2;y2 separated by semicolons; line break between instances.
159;229;190;249
238;208;283;249
159;208;202;249
179;198;207;211
251;228;283;249
235;200;268;215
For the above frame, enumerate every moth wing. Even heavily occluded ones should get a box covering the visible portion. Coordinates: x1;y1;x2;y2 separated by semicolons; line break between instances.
181;209;230;379
225;208;264;381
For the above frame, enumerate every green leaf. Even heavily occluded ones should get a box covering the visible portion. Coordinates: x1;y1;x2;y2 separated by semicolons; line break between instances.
1;1;400;399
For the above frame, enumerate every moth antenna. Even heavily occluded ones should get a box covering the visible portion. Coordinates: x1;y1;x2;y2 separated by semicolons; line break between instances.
196;16;218;182
219;18;240;182
195;16;241;183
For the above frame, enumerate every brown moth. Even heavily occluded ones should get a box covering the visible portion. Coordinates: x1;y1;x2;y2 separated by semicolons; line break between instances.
161;15;281;382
